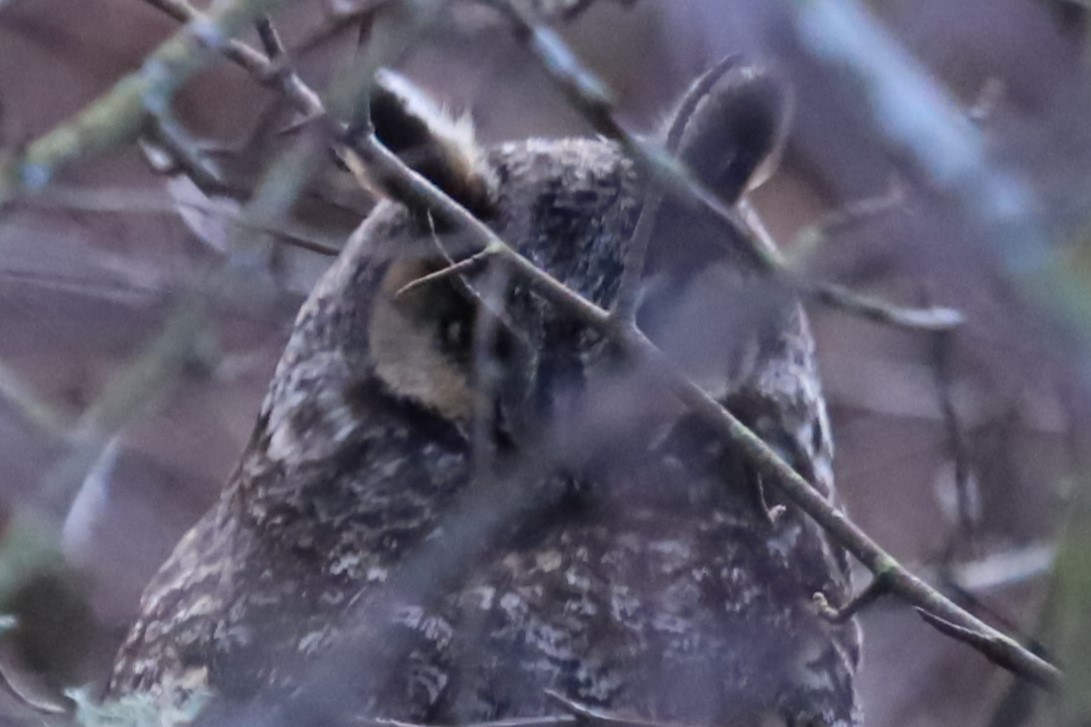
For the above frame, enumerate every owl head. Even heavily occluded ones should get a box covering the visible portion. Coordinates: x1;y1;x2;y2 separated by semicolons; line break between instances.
252;56;798;490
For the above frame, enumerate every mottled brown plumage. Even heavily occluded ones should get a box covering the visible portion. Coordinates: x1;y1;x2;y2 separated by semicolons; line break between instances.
111;58;860;727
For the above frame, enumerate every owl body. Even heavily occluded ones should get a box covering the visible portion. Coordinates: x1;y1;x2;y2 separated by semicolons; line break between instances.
111;63;860;727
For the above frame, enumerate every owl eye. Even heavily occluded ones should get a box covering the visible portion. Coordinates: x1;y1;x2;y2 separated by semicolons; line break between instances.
368;257;528;424
368;258;480;421
711;151;745;201
422;280;476;361
432;282;526;376
441;317;469;350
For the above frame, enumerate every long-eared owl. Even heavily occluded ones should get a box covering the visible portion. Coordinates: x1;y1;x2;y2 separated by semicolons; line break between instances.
110;56;861;727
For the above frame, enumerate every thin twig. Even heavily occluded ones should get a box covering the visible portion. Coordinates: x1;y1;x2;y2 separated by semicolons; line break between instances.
814;571;892;624
470;264;512;484
788;181;905;256
929;325;978;556
394;247;498;298
745;189;964;331
364;140;613;328
545;690;709;727
254;15;286;59
145;114;228;195
609;187;659;324
415;212;530;348
806;282;964;331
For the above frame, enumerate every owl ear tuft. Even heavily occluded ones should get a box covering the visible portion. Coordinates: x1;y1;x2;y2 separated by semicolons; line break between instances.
665;56;793;205
370;70;497;217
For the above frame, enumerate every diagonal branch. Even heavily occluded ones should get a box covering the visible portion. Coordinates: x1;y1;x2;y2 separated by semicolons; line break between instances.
350;127;1060;690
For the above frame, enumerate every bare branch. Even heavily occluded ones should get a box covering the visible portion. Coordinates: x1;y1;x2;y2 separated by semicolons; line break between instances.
141;0;326;113
0;0;300;208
